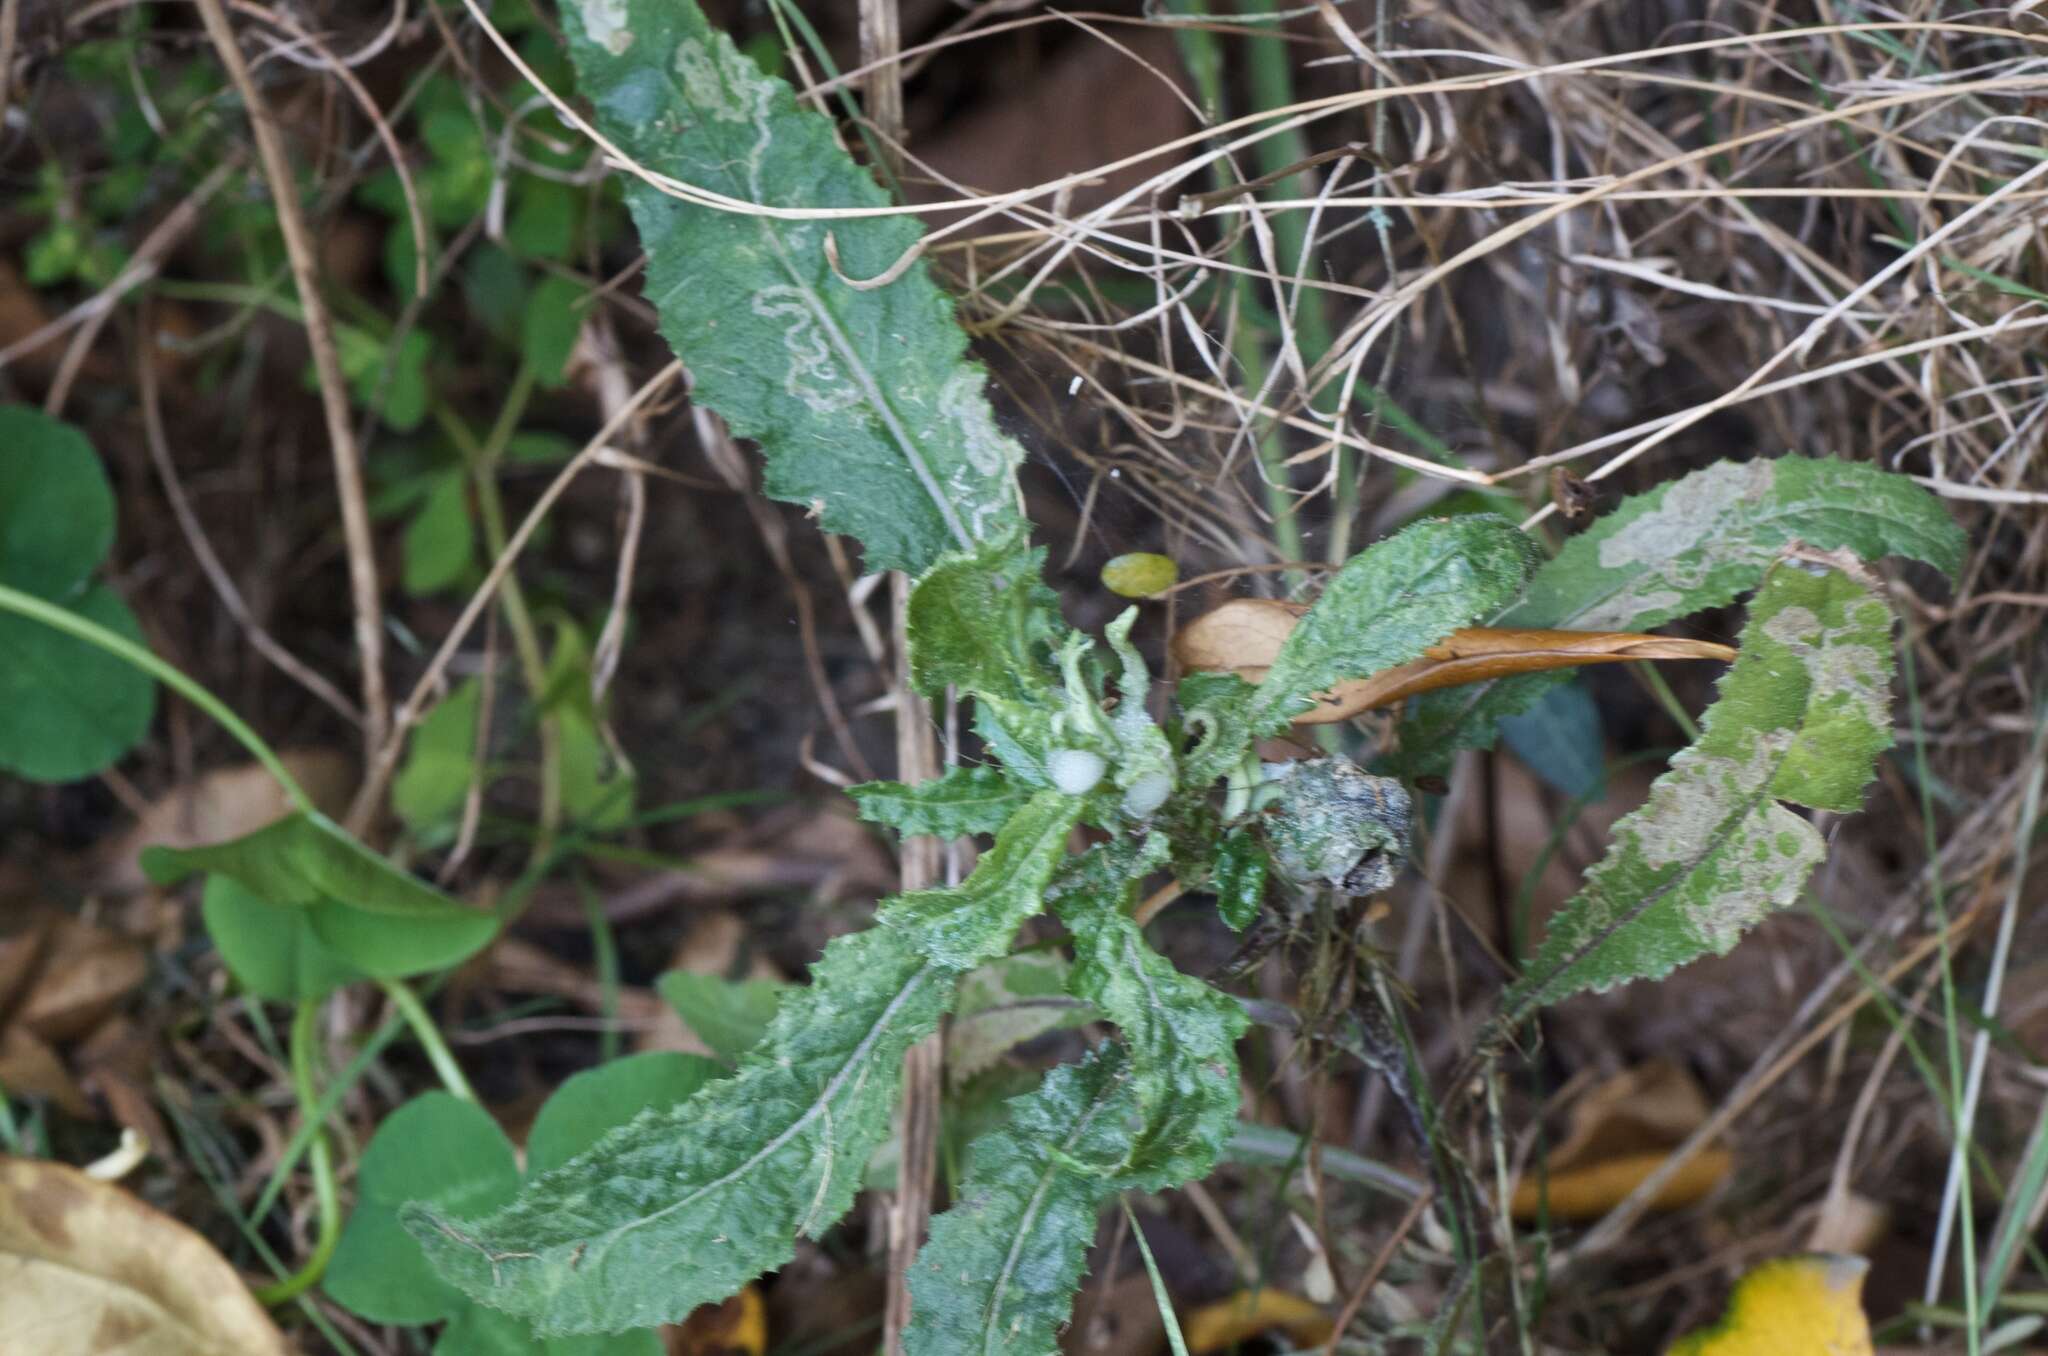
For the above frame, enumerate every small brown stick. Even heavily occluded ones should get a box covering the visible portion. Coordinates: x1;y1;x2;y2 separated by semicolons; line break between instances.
0;0;20;128
1323;1187;1434;1353
194;0;389;763
136;310;362;727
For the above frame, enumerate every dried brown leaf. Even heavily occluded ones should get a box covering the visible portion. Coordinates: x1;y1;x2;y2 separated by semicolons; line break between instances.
1173;599;1734;724
0;1154;292;1355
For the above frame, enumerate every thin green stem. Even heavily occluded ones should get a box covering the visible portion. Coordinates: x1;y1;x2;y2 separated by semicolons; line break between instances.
0;582;310;810
381;977;477;1102
253;1000;341;1305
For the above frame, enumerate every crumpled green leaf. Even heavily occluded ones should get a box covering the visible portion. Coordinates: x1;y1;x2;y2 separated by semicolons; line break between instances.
850;764;1034;839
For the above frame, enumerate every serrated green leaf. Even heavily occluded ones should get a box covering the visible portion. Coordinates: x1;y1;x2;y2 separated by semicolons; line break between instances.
850;764;1033;838
0;584;157;782
907;838;1246;1355
526;1052;724;1175
1508;557;1896;1012
907;532;1064;701
0;406;114;600
560;0;1026;573
655;970;785;1064
1255;515;1537;732
143;812;499;977
408;791;1082;1334
904;1049;1143;1356
1395;455;1961;778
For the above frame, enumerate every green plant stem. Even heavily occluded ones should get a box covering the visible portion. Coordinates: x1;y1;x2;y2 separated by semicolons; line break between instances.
435;367;562;858
381;977;477;1102
254;1000;342;1305
0;582;311;810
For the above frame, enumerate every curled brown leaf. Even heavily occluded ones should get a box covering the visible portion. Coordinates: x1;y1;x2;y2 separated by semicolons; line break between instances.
1173;598;1735;725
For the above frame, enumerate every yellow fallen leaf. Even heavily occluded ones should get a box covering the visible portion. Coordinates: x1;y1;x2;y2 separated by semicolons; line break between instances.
0;1154;291;1356
1510;1147;1734;1221
1182;1288;1334;1354
1510;1060;1734;1222
1667;1255;1873;1356
1101;552;1180;598
1173;599;1733;725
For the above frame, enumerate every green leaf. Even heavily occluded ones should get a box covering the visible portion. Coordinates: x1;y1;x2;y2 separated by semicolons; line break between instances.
327;1090;665;1355
404;471;476;594
327;1094;521;1325
1252;514;1538;732
904;1049;1143;1356
0;406;114;600
560;0;1027;573
849;765;1033;839
655;970;785;1064
394;679;484;830
143;812;499;977
545;629;635;829
947;952;1090;1084
907;839;1247;1354
508;177;579;261
526;1052;725;1175
201;875;364;1002
906;532;1064;702
1499;679;1605;799
408;791;1083;1334
1508;556;1896;1013
522;275;585;387
0;584;157;782
1396;455;1962;777
1210;828;1268;931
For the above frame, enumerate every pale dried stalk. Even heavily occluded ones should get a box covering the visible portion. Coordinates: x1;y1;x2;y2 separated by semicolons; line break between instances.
194;0;389;768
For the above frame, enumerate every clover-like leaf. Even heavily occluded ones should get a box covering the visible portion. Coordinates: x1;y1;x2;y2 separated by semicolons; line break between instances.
326;1054;719;1354
145;812;499;978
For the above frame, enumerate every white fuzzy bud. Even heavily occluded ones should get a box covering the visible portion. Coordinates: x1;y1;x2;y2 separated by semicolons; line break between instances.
1120;771;1174;818
1046;748;1107;796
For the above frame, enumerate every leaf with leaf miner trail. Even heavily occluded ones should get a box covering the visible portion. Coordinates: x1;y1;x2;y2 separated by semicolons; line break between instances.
1394;455;1961;779
1507;552;1896;1015
561;0;1025;574
407;791;1082;1335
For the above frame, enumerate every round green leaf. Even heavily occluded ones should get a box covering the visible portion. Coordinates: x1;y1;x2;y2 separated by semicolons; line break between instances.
0;584;157;782
0;406;114;599
306;897;499;979
201;875;365;1002
326;1093;519;1325
526;1051;723;1176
